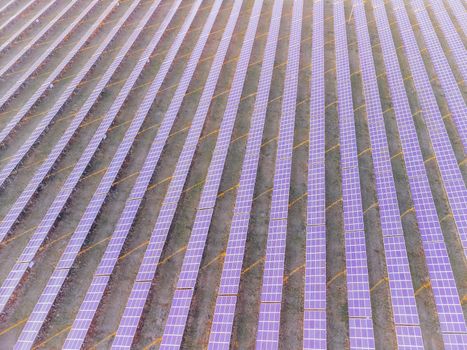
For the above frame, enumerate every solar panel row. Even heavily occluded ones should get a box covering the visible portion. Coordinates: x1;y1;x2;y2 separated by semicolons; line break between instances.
0;0;141;224
351;1;424;348
304;0;326;348
63;0;225;347
0;0;89;105
256;0;302;348
426;0;467;82
407;0;467;151
0;0;182;310
111;0;245;348
159;1;264;348
13;0;198;346
0;0;15;13
208;1;284;348
0;0;36;31
390;0;467;259
0;0;57;53
0;0;178;315
0;0;109;146
444;0;467;37
334;1;375;348
386;0;467;346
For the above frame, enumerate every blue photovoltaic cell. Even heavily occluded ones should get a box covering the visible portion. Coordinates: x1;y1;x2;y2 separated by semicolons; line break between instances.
0;0;99;117
111;1;245;348
350;1;424;348
426;0;467;82
208;295;237;347
387;0;467;343
407;0;467;150
65;0;225;344
256;302;281;350
0;0;182;315
259;219;287;304
345;231;372;318
159;1;263;347
0;0;15;12
304;226;326;310
207;0;283;347
256;1;302;348
13;0;198;346
334;1;375;347
373;0;438;328
395;326;424;350
0;0;56;52
0;0;144;240
349;318;376;349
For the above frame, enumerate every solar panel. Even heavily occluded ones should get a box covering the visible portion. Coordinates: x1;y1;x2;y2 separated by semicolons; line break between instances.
0;0;15;12
349;318;376;349
0;0;144;238
443;0;467;37
13;269;68;350
426;0;467;82
111;0;246;347
303;310;326;350
0;0;180;315
0;0;36;31
13;0;199;345
334;1;375;347
63;0;225;347
159;1;264;347
0;0;94;108
350;0;425;346
208;2;284;346
208;295;237;348
303;0;327;342
390;0;467;255
0;0;56;52
441;332;467;349
304;226;326;309
394;326;424;350
371;0;435;312
256;302;281;350
407;0;467;150
0;0;114;146
387;2;467;341
256;0;302;347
